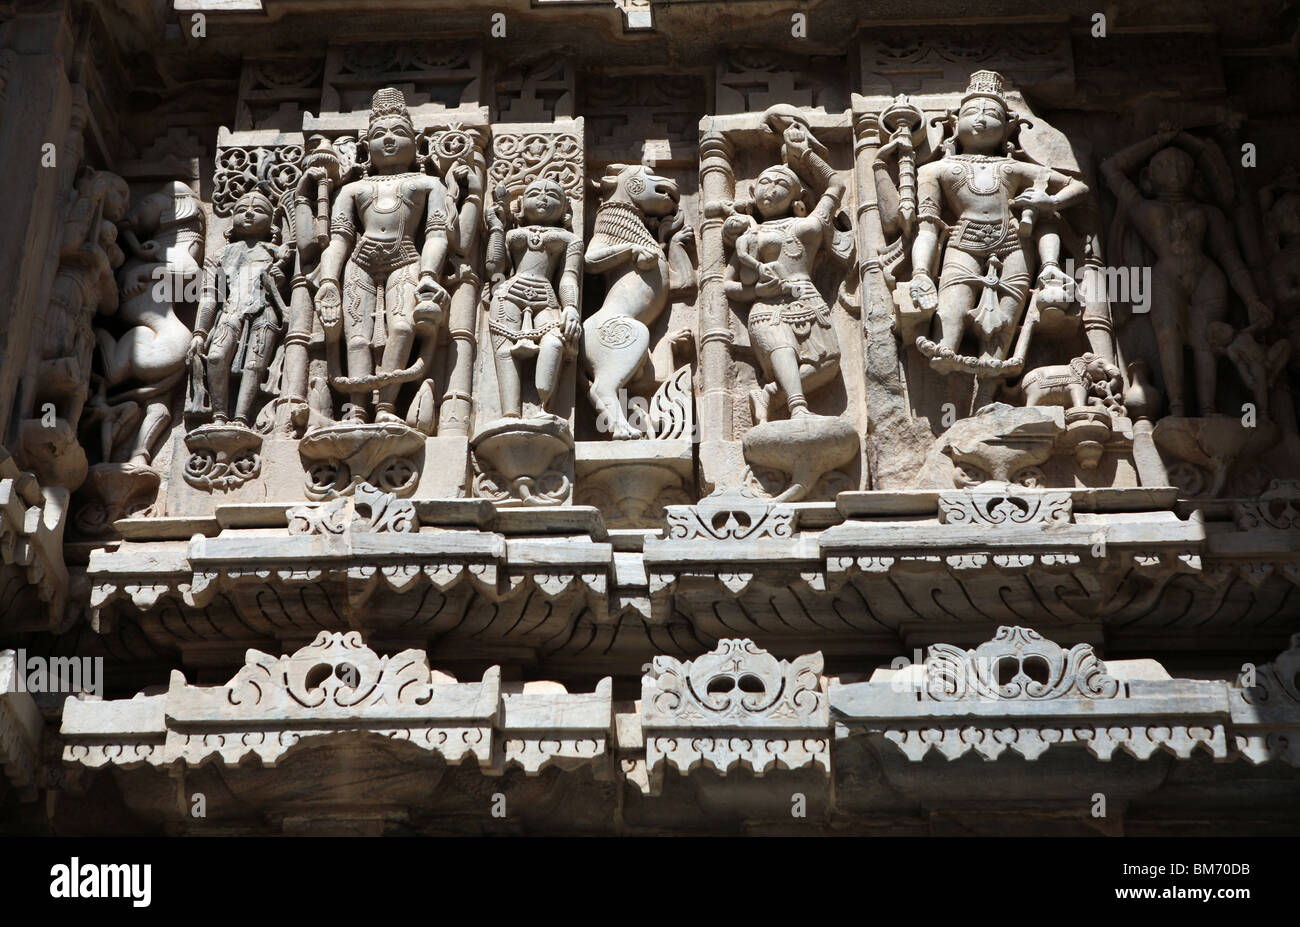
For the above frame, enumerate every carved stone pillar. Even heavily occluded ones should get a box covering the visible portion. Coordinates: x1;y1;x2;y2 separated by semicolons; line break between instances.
695;128;737;491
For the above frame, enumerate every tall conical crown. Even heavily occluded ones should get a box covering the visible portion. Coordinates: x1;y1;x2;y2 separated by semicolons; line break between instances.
369;87;412;124
961;70;1010;109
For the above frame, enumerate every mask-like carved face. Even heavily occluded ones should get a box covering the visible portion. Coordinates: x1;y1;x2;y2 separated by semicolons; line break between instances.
754;168;800;218
521;180;566;224
367;115;417;171
956;98;1009;151
231;194;273;239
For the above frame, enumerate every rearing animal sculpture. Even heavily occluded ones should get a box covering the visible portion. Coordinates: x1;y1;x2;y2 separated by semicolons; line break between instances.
582;163;688;439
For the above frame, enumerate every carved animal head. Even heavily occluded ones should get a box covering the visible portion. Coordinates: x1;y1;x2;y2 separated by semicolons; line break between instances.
122;181;205;237
595;163;679;218
1080;352;1121;387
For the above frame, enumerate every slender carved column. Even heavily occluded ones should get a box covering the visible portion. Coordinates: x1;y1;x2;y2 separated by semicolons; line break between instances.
697;127;735;446
439;270;480;436
852;106;915;488
439;128;488;437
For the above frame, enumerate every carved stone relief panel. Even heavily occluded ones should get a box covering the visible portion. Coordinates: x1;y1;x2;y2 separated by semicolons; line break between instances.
235;56;326;132
699;105;865;502
715;49;848;116
857;69;1139;492
493;56;575;123
470;119;586;506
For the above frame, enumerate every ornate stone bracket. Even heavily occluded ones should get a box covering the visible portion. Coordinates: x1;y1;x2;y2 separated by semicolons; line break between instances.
1235;480;1300;531
183;423;263;492
1230;634;1300;766
62;631;611;776
636;639;830;793
0;452;69;629
831;626;1231;762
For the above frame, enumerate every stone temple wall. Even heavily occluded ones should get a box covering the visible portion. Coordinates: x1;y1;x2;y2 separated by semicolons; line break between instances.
0;0;1298;835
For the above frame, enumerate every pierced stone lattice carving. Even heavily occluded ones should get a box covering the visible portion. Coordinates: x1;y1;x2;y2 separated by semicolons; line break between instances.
924;625;1120;701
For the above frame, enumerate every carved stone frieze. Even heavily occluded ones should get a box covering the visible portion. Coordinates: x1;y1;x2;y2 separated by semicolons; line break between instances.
62;631;611;776
4;3;1300;835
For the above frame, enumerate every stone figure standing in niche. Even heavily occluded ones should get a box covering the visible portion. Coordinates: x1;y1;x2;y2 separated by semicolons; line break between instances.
483;178;582;418
907;71;1089;409
314;87;455;423
92;180;206;464
188;190;293;427
723;114;851;425
721;106;858;503
1101;130;1272;417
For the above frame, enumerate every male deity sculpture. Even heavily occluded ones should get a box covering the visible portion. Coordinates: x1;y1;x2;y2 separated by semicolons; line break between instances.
188;190;293;427
908;71;1090;409
313;88;455;424
1101;130;1273;417
483;178;582;418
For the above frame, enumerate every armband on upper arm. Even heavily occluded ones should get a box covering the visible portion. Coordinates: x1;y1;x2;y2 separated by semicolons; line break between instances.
917;194;944;227
330;204;356;243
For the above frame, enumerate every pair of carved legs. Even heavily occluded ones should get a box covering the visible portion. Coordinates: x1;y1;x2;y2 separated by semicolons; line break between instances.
490;291;573;418
338;258;420;422
205;313;279;426
1151;261;1227;417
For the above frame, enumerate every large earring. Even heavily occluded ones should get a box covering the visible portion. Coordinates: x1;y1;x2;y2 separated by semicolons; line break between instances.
357;138;371;177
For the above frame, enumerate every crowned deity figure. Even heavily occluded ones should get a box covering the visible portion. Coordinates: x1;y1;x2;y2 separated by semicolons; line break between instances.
908;70;1090;408
313;87;457;424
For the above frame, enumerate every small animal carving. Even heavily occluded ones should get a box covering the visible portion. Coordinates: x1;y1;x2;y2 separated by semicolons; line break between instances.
1021;353;1122;411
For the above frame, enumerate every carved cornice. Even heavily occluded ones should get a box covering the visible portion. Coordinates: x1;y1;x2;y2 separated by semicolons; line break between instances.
832;626;1232;762
62;631;611;775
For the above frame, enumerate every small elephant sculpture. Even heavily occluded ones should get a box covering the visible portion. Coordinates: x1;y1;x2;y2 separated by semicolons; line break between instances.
1021;353;1122;411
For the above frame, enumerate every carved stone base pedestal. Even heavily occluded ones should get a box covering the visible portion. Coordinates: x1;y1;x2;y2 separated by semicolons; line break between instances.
743;414;858;502
73;463;160;537
575;439;693;527
299;421;426;499
183;423;262;491
917;403;1062;489
471;416;574;506
1063;407;1113;470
